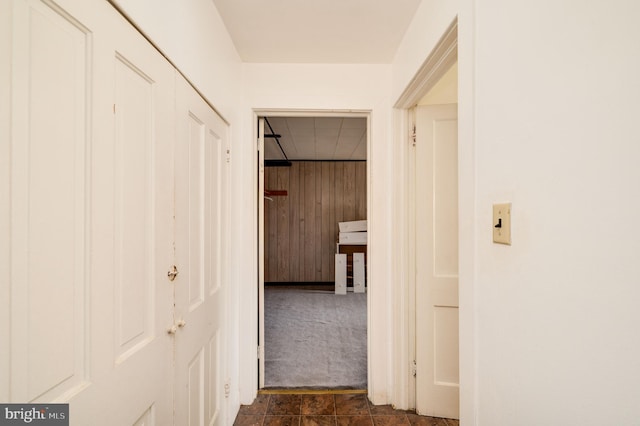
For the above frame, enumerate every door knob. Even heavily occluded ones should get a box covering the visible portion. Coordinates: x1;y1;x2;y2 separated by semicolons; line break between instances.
167;320;186;335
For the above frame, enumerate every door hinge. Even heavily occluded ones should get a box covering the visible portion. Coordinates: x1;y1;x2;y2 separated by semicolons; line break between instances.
411;360;417;377
113;104;116;114
226;148;231;163
411;126;417;147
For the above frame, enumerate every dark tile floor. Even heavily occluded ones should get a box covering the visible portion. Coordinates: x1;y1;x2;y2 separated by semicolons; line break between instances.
234;393;460;426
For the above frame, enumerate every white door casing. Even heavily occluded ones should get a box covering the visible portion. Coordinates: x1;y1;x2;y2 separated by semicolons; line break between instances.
173;74;229;426
257;117;266;389
415;104;460;419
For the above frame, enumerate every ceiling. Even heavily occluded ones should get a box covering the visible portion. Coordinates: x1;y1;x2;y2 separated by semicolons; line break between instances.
212;1;416;160
264;117;366;161
211;0;422;63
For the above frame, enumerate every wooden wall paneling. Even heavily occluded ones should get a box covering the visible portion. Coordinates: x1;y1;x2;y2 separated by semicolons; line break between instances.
329;163;337;281
335;163;345;229
263;161;366;283
321;163;334;282
304;163;316;281
314;162;322;281
344;162;357;222
289;163;300;282
276;167;290;281
265;168;277;281
263;168;269;281
298;163;305;281
272;168;280;280
356;162;367;220
334;163;345;284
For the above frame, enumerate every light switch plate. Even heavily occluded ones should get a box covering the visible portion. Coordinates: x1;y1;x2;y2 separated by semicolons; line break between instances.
493;203;511;245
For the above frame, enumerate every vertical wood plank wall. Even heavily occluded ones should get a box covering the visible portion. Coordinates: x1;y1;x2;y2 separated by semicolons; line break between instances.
264;161;367;282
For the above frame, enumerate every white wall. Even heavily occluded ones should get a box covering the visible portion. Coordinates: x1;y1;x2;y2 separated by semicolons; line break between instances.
473;0;640;424
241;63;395;404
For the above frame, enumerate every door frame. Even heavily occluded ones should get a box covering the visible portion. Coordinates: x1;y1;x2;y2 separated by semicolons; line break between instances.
391;18;460;411
252;108;372;391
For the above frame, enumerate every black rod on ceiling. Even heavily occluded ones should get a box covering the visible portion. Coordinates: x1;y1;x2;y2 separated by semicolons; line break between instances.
264;117;289;161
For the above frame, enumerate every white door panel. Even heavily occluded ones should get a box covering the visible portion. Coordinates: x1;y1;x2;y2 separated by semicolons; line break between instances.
9;0;90;403
81;0;176;423
0;0;10;402
174;74;228;426
415;104;459;419
6;0;174;423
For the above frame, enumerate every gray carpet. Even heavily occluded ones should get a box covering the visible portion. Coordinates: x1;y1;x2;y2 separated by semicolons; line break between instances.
264;287;367;389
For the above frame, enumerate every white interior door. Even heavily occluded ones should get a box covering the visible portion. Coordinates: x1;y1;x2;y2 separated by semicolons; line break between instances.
414;104;459;419
173;74;229;426
258;117;266;388
5;0;175;424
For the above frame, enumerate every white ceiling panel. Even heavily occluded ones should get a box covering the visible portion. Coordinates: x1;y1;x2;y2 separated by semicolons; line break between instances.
315;117;344;129
264;140;284;160
351;140;367;159
339;127;366;139
341;117;366;128
315;127;340;138
264;117;366;161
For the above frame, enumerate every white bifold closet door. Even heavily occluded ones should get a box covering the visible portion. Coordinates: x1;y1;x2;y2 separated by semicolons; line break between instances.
173;73;228;426
2;0;228;424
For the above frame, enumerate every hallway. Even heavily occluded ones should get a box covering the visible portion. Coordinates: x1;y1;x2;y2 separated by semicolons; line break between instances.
233;392;460;425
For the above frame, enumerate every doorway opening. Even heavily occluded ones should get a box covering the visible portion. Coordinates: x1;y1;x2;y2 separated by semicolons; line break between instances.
256;113;370;390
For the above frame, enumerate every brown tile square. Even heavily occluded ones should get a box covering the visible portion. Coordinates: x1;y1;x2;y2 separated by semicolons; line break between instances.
234;414;264;426
301;415;336;426
372;415;410;425
239;394;271;415
336;416;374;426
268;394;303;415
445;420;459;426
302;394;336;415
367;404;397;416
406;414;448;426
264;415;301;426
335;394;369;416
